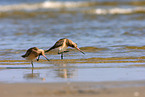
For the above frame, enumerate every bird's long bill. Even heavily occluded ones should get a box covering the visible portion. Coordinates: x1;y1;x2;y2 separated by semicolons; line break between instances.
75;47;85;54
42;54;50;61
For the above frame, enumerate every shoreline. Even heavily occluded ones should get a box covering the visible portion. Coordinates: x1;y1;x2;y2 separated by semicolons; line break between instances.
0;81;145;97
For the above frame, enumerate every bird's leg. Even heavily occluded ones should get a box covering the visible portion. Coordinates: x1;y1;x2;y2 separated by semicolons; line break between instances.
37;55;40;61
31;61;34;68
58;50;66;59
32;67;34;74
61;53;63;59
58;50;61;54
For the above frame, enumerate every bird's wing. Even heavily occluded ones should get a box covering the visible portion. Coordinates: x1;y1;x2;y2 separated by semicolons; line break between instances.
22;47;38;57
22;49;33;57
45;39;64;52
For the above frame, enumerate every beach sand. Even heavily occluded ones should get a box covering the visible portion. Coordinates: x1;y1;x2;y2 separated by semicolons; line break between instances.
0;81;145;97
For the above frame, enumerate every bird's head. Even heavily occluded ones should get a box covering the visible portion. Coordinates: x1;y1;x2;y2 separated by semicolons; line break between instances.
38;49;50;61
38;49;45;55
71;42;77;48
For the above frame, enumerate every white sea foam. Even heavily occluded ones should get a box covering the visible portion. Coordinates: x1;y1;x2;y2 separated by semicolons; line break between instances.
94;7;145;14
0;1;93;11
0;1;145;15
0;3;41;11
42;1;90;8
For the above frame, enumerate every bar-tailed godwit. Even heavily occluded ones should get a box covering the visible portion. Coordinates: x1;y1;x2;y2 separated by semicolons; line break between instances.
22;47;49;68
45;38;85;59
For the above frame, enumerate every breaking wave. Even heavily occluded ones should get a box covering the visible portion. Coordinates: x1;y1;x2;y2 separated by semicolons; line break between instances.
94;7;145;14
0;1;97;11
92;7;145;14
0;1;145;15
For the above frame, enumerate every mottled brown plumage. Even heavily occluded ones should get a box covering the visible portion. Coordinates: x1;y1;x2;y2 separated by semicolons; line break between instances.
45;38;85;59
22;47;49;67
22;47;39;58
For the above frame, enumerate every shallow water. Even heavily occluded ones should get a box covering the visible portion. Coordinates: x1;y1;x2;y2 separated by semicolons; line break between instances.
0;58;145;83
0;62;145;83
0;0;145;83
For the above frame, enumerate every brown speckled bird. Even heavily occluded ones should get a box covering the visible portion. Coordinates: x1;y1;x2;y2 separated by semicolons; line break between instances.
45;38;85;59
22;47;49;68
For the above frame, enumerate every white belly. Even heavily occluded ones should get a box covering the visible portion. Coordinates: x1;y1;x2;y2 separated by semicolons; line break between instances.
25;54;37;61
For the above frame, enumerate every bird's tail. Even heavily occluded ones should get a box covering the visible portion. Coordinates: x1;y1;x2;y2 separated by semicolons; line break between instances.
45;49;51;53
45;46;55;53
21;55;26;58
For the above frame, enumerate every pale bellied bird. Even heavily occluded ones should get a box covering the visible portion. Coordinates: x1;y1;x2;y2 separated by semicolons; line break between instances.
45;38;85;59
22;47;49;68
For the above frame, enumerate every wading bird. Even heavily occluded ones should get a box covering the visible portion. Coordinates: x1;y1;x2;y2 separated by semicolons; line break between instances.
45;38;85;59
22;47;50;68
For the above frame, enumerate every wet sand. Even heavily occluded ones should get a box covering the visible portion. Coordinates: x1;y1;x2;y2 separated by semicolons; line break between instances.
0;81;145;97
1;54;145;65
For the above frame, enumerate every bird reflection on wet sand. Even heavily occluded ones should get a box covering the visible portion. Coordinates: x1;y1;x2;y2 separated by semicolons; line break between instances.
23;63;76;81
23;68;45;81
54;63;76;79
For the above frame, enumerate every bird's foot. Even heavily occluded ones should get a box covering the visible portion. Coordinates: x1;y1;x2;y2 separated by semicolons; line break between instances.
58;51;69;54
63;51;69;53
